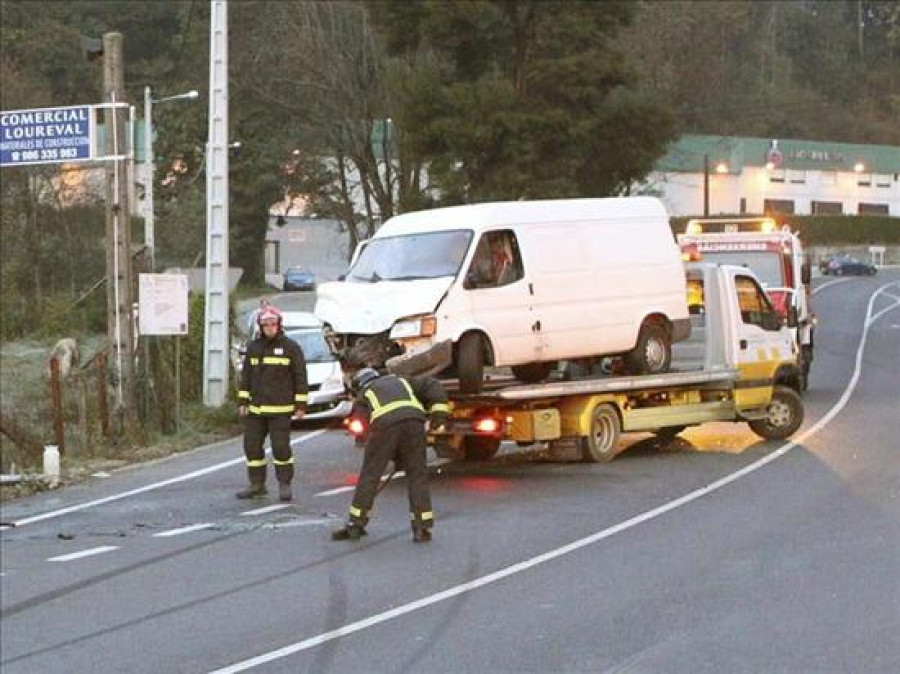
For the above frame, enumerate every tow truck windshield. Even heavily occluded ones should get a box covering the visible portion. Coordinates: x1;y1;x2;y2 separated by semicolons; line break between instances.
346;229;473;283
697;250;784;287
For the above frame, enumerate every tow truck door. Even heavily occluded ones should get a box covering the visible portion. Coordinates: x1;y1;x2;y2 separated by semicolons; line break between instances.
730;272;794;408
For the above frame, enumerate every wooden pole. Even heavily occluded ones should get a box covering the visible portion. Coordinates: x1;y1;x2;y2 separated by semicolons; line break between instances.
49;357;65;454
97;352;110;437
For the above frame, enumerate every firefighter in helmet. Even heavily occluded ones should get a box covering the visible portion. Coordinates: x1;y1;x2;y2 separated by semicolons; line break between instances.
237;305;308;501
332;367;449;543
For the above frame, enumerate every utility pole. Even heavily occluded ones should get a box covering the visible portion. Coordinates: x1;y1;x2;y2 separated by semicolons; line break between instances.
143;86;156;272
102;32;136;429
203;0;231;407
703;153;710;217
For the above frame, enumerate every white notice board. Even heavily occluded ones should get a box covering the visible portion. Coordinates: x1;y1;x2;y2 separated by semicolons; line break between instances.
139;274;189;335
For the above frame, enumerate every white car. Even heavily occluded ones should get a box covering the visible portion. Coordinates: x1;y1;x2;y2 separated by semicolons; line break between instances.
236;311;351;422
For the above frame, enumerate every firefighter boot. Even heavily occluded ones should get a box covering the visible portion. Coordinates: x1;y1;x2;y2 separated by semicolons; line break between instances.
236;464;267;499
278;482;292;502
331;522;367;541
235;482;267;499
412;525;432;543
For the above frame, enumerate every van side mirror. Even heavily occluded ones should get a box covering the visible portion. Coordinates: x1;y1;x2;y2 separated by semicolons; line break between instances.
338;274;346;281
801;260;811;285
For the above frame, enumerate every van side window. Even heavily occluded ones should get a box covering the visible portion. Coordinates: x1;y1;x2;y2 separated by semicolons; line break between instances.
465;230;524;289
735;275;775;328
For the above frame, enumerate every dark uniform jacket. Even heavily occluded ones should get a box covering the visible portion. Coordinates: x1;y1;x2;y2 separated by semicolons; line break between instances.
353;374;449;431
239;331;308;415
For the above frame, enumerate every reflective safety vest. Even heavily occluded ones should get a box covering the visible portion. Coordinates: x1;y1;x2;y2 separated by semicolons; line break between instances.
238;332;309;415
357;374;448;430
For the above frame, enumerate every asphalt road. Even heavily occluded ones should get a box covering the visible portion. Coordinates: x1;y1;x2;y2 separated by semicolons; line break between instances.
2;273;899;673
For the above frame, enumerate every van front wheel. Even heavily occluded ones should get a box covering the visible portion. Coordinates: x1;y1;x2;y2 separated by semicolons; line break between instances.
511;361;556;383
625;322;671;374
458;333;485;394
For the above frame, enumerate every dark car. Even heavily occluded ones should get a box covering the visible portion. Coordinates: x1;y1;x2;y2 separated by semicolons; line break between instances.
283;267;316;291
828;256;877;276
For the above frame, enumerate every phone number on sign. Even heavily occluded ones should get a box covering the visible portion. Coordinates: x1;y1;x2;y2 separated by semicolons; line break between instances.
11;148;82;162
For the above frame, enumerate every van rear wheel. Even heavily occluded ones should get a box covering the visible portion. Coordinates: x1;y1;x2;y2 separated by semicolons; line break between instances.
458;333;485;394
624;322;671;375
578;403;621;463
511;361;556;383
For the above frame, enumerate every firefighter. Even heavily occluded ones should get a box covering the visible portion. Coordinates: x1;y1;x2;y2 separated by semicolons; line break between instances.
237;305;308;501
332;367;449;543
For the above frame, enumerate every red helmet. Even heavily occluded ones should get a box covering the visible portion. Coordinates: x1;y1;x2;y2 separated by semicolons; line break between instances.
257;306;283;329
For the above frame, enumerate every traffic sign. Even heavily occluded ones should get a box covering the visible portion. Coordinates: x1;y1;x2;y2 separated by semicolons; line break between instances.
0;104;96;167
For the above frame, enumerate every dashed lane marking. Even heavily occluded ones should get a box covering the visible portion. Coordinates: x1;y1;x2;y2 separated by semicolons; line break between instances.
239;504;292;517
154;523;217;538
47;546;119;563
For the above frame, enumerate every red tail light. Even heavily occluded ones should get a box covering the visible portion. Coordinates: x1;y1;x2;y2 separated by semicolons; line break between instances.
472;417;500;434
345;418;367;436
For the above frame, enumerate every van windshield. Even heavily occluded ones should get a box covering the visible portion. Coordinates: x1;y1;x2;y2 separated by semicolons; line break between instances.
346;229;473;282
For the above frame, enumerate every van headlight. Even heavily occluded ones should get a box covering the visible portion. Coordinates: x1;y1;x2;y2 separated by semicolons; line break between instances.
390;314;437;340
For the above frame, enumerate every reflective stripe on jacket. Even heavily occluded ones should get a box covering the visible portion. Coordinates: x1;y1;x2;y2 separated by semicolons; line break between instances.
240;332;308;415
354;373;448;431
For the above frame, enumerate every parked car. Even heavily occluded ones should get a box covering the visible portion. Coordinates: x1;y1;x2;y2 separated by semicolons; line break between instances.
827;256;877;276
234;311;351;422
283;267;316;291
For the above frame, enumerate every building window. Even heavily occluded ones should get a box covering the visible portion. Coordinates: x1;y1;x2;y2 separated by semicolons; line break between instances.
857;174;871;187
820;171;837;186
812;201;843;215
859;203;889;215
265;240;280;274
787;170;806;184
764;199;795;214
769;169;786;183
740;197;747;214
874;174;891;188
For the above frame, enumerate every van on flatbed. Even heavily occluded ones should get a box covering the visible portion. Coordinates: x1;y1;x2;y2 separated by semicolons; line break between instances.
429;262;805;461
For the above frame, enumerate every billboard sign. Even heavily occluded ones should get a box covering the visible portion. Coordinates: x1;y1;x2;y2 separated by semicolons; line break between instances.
138;274;189;336
1;105;95;167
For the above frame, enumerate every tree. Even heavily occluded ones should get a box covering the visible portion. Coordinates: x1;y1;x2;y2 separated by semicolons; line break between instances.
368;0;677;203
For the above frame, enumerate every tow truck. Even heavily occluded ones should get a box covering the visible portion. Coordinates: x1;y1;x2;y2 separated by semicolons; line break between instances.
677;217;814;391
420;263;805;461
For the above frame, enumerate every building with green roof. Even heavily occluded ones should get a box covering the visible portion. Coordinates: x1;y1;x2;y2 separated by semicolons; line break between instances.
647;134;900;217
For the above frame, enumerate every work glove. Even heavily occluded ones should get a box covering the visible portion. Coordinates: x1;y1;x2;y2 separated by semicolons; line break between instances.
428;414;448;434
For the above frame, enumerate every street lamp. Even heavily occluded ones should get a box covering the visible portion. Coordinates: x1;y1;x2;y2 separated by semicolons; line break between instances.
144;86;199;271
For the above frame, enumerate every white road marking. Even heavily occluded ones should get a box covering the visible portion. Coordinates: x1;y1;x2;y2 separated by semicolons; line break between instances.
812;278;850;295
239;504;291;517
154;523;216;538
209;281;899;674
8;430;327;528
48;546;119;562
314;485;355;497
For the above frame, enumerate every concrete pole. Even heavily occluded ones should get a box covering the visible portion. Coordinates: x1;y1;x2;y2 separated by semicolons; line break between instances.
203;0;231;406
102;32;136;428
144;86;155;271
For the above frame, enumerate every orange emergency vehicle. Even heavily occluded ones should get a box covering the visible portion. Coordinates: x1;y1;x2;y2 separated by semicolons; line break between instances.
678;217;814;391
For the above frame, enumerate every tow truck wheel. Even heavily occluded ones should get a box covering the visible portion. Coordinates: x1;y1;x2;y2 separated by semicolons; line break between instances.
579;403;621;463
458;333;485;394
512;361;556;383
624;322;671;375
749;385;804;441
462;435;501;460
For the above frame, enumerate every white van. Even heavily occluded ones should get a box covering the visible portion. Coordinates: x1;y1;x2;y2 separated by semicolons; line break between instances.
315;197;691;392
